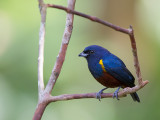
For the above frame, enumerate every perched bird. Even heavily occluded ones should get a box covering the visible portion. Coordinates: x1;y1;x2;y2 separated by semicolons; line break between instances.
79;45;140;102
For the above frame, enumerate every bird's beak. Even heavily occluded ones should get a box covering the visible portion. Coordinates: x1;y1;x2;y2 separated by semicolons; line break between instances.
79;52;88;57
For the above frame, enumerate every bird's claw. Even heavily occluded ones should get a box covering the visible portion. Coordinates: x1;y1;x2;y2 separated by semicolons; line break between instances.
112;87;121;100
96;88;107;101
113;91;119;100
96;92;102;101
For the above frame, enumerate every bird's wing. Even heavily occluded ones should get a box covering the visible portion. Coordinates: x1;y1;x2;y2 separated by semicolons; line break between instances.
102;57;135;87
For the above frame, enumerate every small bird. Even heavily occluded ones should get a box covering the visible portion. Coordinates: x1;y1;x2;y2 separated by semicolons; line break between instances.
79;45;140;102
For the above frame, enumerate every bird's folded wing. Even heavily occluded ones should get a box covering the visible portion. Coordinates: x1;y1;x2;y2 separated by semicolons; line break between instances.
102;59;135;87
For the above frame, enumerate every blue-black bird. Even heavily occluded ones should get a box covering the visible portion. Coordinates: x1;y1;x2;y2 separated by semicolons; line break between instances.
79;45;140;102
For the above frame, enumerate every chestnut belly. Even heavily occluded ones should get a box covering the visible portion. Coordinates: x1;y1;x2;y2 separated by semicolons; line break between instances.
96;72;125;88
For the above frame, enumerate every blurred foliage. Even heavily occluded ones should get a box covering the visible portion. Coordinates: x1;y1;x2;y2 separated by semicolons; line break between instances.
0;0;160;120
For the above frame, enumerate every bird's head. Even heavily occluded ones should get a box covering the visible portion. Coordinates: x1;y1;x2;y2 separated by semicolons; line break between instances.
79;45;110;61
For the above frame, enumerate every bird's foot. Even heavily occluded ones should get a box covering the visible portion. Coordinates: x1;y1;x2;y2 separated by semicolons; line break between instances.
113;87;121;100
96;88;107;101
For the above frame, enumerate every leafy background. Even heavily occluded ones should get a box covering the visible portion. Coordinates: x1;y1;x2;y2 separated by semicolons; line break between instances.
0;0;160;120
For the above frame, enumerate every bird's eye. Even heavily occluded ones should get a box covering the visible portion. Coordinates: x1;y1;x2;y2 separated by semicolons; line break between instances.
90;50;94;54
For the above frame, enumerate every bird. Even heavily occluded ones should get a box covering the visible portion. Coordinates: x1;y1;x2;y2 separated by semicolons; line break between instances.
79;45;140;102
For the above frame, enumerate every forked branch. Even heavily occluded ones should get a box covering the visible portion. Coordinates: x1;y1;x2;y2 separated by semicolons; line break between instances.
33;1;149;120
33;0;76;120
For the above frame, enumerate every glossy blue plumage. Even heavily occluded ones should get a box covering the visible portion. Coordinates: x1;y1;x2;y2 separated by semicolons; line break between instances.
84;45;110;78
79;45;140;102
83;45;135;87
102;55;135;87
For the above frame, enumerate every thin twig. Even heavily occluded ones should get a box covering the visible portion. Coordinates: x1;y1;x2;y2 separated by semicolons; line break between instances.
128;26;143;85
33;1;47;120
38;0;47;100
44;0;76;94
47;4;129;34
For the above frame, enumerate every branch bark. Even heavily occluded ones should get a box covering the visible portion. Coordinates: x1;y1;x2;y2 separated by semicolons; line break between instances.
47;80;148;102
44;0;76;95
128;26;143;85
47;4;129;34
33;102;48;120
37;0;47;101
33;0;76;120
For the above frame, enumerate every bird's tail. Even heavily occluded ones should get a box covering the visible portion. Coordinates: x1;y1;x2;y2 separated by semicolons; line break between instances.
130;92;140;102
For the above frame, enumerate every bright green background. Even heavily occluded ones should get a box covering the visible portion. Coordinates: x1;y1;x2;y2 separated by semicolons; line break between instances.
0;0;160;120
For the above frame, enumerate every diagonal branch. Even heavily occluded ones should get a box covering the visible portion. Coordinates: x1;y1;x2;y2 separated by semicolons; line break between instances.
44;0;76;94
47;4;129;34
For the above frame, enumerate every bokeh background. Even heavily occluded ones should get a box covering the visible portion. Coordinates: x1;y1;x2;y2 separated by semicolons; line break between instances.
0;0;160;120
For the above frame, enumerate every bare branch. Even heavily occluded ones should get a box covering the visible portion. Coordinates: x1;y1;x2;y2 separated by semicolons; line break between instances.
38;0;47;99
33;1;47;119
33;102;48;120
47;80;148;102
44;0;76;94
48;93;117;102
128;26;143;85
47;4;129;34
